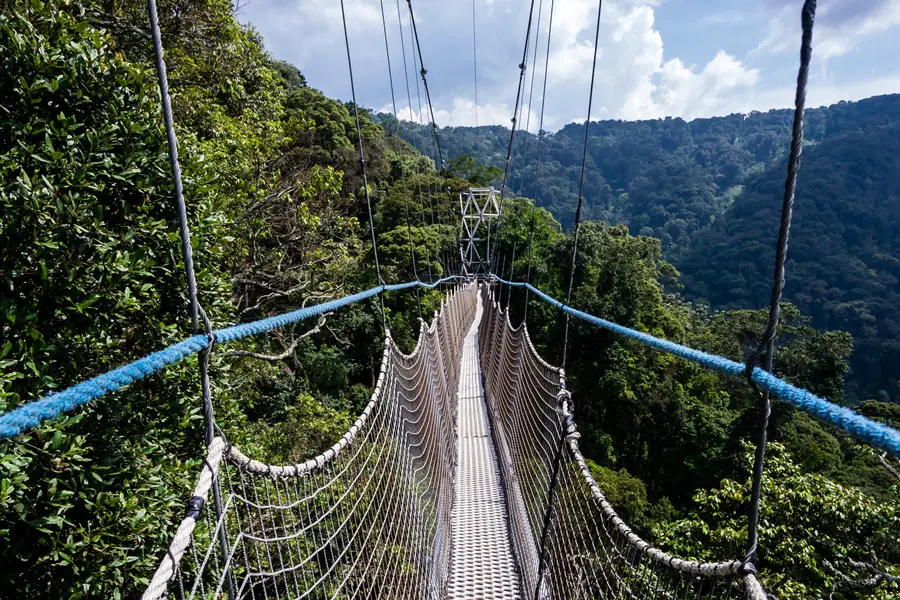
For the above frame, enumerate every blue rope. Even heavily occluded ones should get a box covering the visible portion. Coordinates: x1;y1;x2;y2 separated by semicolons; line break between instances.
12;272;893;459
491;275;900;458
0;277;466;440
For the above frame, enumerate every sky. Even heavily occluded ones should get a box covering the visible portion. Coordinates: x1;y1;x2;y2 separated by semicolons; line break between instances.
238;0;900;131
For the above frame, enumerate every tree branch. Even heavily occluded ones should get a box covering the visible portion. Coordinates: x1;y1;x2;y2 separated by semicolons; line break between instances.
879;452;900;482
239;280;311;315
823;558;900;591
223;314;329;362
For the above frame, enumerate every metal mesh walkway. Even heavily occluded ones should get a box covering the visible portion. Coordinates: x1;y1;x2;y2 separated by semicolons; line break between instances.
447;291;522;599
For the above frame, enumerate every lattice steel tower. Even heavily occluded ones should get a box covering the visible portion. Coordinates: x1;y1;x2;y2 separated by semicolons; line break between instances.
459;187;501;275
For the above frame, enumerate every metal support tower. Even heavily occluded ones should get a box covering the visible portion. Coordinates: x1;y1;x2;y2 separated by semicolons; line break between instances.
460;187;501;275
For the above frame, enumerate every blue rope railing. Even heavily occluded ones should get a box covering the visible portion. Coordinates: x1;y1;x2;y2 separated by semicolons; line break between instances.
492;275;900;458
4;273;898;458
0;276;467;440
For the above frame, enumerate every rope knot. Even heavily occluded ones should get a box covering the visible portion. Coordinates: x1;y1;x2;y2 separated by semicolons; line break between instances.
556;389;572;407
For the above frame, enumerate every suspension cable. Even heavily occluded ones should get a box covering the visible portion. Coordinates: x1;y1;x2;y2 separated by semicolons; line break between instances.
406;0;445;170
491;0;537;275
743;0;817;570
561;0;603;369
508;0;545;307
534;2;602;592
524;0;556;323
379;0;422;321
405;0;451;283
472;0;479;132
340;0;387;331
146;2;235;598
409;29;446;281
514;0;545;196
394;0;433;284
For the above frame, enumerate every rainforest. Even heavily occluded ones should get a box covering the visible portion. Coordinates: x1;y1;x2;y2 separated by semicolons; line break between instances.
0;1;898;599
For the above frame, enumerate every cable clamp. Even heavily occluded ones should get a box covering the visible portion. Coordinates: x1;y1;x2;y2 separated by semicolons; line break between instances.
184;495;205;520
198;305;217;352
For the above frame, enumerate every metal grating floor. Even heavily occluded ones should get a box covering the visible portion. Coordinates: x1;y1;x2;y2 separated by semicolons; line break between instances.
447;293;522;599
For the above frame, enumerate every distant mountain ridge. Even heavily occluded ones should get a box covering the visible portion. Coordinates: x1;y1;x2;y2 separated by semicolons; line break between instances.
387;94;900;403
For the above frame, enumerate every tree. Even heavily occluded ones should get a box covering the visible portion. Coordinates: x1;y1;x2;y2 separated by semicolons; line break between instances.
656;443;900;599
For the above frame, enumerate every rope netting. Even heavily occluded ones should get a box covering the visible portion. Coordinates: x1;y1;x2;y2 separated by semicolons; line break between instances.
477;284;766;600
142;283;478;600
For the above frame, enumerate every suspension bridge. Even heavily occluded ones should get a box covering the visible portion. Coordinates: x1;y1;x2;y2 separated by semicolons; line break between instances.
3;0;900;598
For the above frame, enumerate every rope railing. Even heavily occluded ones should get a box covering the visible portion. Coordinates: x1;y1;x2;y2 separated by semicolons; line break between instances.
0;276;468;440
141;283;478;600
5;271;898;455
478;284;766;599
490;276;900;459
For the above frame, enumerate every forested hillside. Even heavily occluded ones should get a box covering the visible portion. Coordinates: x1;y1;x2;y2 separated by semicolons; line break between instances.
391;95;900;404
1;1;898;599
0;2;460;595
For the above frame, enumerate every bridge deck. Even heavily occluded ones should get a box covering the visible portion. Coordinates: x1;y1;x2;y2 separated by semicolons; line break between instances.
447;292;522;599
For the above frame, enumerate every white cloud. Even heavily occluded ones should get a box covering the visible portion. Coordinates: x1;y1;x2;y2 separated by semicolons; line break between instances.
757;0;900;60
642;51;760;120
238;0;898;129
380;97;531;128
539;0;759;121
720;72;900;116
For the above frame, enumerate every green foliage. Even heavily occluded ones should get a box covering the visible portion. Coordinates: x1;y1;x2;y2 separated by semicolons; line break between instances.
396;95;900;405
0;5;233;596
2;2;897;598
446;154;502;186
585;459;651;530
656;443;900;599
679;121;900;405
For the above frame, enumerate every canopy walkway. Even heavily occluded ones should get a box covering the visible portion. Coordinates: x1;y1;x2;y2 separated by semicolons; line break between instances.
3;0;900;597
133;282;764;600
4;276;896;599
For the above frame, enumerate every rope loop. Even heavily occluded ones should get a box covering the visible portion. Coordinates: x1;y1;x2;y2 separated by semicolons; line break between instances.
740;557;759;576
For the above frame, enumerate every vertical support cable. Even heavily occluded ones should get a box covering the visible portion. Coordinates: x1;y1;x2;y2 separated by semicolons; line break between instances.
535;1;602;596
416;60;445;282
505;239;517;309
147;0;198;334
406;0;445;169
379;0;422;321
561;0;603;370
395;0;433;284
514;0;545;196
524;0;556;323
406;0;448;283
472;0;479;133
341;0;387;330
503;0;543;301
743;0;817;569
492;0;538;276
146;3;234;598
534;385;569;600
